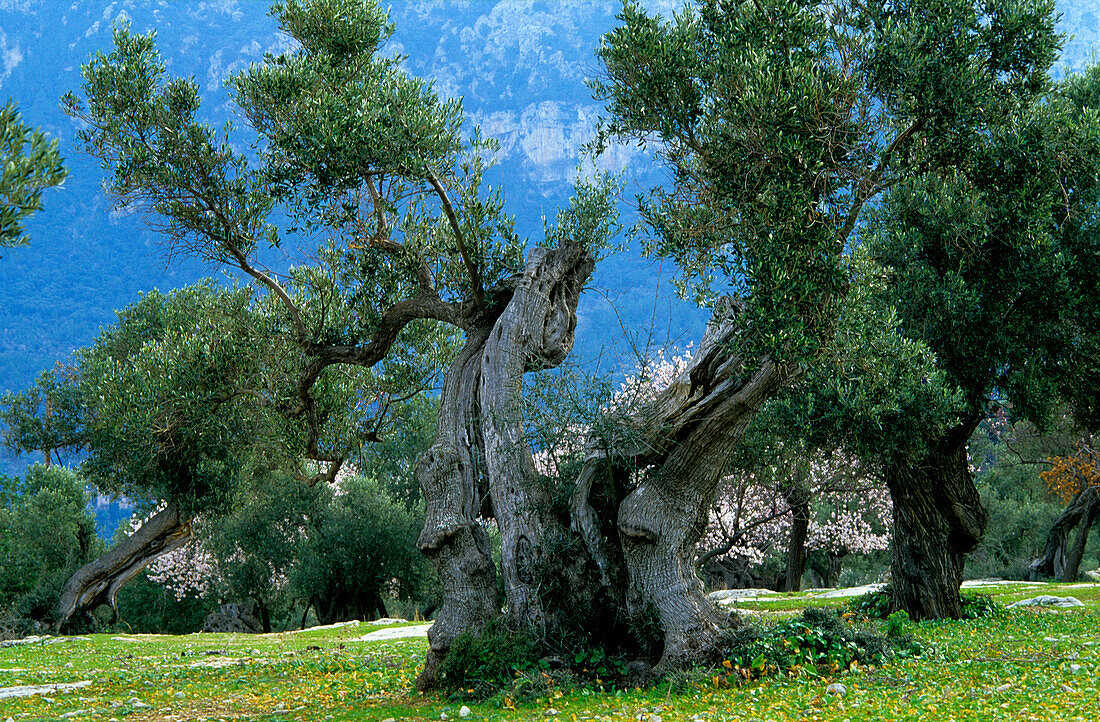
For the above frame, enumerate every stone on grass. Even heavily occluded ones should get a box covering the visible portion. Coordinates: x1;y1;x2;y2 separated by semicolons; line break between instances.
825;683;847;697
202;600;263;633
1007;596;1084;609
1085;568;1100;582
0;681;93;700
459;705;471;717
995;683;1012;693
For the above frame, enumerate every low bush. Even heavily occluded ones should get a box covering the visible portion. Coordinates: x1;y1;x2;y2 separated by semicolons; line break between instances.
724;607;921;679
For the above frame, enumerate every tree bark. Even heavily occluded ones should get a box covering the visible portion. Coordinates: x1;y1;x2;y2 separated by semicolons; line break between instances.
574;298;796;670
1030;486;1100;581
886;425;987;620
55;501;193;630
414;324;502;691
1060;486;1100;582
781;467;811;593
480;241;603;640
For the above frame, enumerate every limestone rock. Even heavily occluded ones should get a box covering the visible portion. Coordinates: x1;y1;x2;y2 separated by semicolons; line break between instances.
1006;595;1085;609
202;600;263;633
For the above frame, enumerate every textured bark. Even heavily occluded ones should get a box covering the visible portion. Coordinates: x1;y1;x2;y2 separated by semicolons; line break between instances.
886;426;987;620
480;241;599;637
414;325;501;691
1060;487;1099;582
1029;486;1100;581
781;468;811;593
55;501;192;630
574;299;796;670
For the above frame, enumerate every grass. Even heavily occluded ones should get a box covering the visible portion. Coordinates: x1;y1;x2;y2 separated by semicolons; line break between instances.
1;582;1097;721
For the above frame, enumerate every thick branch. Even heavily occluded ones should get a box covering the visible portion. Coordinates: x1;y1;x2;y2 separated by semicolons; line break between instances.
55;501;192;630
427;172;484;311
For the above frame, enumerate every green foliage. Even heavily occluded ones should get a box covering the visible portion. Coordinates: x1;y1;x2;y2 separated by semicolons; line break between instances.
847;589;895;620
0;464;101;623
725;607;920;680
0;100;67;251
439;619;541;699
285;473;432;622
960;593;1005;620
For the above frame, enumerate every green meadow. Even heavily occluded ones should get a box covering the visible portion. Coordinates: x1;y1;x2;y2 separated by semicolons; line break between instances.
2;582;1098;722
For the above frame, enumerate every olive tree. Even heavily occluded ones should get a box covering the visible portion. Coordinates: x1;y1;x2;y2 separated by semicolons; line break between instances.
0;100;67;251
593;0;1100;622
54;0;1100;685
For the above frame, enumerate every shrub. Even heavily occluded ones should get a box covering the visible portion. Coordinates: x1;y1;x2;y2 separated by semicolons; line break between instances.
724;607;920;679
439;620;541;699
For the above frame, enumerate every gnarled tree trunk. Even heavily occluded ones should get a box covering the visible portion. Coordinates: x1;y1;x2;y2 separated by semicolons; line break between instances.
886;424;987;620
415;324;502;691
55;500;193;630
1030;486;1100;582
574;298;796;670
480;241;604;640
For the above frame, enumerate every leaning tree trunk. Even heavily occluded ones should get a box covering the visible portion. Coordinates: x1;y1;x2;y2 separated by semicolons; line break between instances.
55;500;193;630
574;298;796;671
479;241;603;639
886;424;987;620
415;324;502;691
1030;486;1100;581
1060;486;1100;582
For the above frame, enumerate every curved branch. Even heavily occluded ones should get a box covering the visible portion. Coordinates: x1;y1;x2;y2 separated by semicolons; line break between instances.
427;172;485;311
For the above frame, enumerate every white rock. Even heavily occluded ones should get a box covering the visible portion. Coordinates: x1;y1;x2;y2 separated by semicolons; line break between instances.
440;713;449;720
811;584;886;599
826;683;847;697
708;589;778;602
647;714;663;722
459;706;471;718
545;708;560;716
353;623;433;642
1007;596;1085;608
0;681;93;700
1070;664;1084;674
995;683;1012;693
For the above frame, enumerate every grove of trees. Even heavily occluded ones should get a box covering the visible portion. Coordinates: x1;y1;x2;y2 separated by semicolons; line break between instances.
3;0;1100;692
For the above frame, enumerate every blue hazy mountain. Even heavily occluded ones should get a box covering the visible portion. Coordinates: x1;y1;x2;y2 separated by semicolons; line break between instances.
0;1;1097;481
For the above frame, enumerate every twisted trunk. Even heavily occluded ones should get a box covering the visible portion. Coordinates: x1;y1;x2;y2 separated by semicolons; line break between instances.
886;423;987;620
415;324;501;691
574;299;796;670
55;501;192;630
480;241;602;639
1030;486;1100;582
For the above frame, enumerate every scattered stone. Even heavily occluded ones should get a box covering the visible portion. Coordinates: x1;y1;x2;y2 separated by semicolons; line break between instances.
545;708;560;717
287;620;361;633
59;710;89;718
995;683;1012;693
708;588;778;603
623;659;655;689
174;691;187;698
810;584;886;599
202;600;264;633
825;683;847;697
1084;568;1100;582
1062;684;1075;693
353;623;432;642
370;618;409;626
381;718;396;722
0;635;89;648
961;579;1041;587
440;712;449;720
127;697;150;709
0;681;93;700
459;705;472;717
1007;596;1085;609
1069;664;1084;674
647;714;663;722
